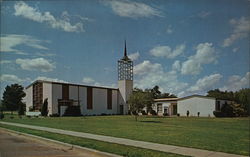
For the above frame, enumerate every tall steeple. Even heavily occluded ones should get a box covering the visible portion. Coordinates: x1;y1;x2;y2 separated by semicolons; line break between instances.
124;40;127;57
122;40;130;61
118;41;133;115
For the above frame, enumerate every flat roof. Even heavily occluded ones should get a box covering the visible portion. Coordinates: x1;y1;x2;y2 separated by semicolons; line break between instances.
26;80;118;90
154;97;179;102
154;94;215;102
178;95;215;101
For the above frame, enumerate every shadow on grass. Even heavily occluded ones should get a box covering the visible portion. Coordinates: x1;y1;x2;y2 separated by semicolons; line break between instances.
139;120;162;123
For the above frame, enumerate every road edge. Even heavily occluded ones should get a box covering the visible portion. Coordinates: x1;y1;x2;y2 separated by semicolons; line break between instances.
0;127;122;157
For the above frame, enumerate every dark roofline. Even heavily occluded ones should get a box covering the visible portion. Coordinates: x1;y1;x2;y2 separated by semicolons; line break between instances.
154;94;216;102
178;95;215;101
26;80;118;90
154;98;179;102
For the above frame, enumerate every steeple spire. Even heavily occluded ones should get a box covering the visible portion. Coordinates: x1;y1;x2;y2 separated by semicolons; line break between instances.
124;40;127;57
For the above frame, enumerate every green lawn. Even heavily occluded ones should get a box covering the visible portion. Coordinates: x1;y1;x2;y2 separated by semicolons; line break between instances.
1;115;249;155
0;124;186;157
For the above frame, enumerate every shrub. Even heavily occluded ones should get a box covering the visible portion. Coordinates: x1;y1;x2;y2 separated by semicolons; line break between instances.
213;111;224;117
163;112;169;116
141;110;147;115
29;106;35;111
0;113;4;119
18;103;25;116
131;111;138;115
150;110;157;115
50;114;59;117
63;106;82;116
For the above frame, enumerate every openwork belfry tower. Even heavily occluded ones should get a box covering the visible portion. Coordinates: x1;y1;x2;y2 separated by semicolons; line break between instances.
118;41;133;114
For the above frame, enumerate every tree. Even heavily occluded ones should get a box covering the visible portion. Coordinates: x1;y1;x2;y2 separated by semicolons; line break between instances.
18;102;25;116
128;89;153;121
2;84;26;114
236;89;250;115
149;85;177;99
159;93;177;98
41;98;48;116
208;88;250;116
150;86;161;99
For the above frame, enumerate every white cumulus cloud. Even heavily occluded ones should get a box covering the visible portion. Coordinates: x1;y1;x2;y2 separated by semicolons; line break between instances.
82;77;95;84
220;72;250;91
104;0;162;18
134;60;188;94
172;60;181;71
188;74;223;92
181;42;217;75
134;60;162;75
0;60;12;64
14;1;84;32
0;74;29;83
16;58;55;72
128;52;140;61
34;76;67;83
223;16;250;47
0;34;48;54
150;44;185;59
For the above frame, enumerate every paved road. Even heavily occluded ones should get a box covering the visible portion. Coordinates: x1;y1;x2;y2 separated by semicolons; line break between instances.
0;129;118;157
0;121;247;157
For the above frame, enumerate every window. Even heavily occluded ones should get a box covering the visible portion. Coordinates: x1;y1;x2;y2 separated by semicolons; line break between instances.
87;87;93;109
62;84;69;100
33;82;43;110
107;89;112;109
164;106;168;114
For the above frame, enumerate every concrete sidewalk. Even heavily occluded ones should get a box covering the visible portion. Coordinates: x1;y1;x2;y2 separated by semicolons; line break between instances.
0;121;247;157
0;128;120;157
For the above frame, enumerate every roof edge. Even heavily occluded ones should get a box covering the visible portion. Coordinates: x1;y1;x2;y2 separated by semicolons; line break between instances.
26;80;118;90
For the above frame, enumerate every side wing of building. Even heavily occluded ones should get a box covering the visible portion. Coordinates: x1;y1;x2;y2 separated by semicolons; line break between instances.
177;96;216;117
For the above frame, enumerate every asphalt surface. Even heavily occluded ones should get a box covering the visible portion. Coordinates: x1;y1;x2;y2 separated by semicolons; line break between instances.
0;129;116;157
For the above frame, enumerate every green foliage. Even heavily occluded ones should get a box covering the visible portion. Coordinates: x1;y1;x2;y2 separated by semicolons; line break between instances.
63;106;82;116
128;90;153;114
235;88;250;115
18;102;25;116
41;98;48;116
149;85;177;99
207;89;234;100
0;99;6;111
2;84;26;114
150;110;157;115
208;88;250;116
133;86;176;115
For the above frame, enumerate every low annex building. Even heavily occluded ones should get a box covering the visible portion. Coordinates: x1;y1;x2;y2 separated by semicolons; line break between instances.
25;42;133;116
154;95;233;117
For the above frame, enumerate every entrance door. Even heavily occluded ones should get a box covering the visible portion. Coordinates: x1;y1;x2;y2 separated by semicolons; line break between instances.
172;104;177;115
60;106;68;116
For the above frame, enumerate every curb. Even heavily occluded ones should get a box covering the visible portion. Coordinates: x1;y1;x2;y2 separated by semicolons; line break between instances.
0;127;122;157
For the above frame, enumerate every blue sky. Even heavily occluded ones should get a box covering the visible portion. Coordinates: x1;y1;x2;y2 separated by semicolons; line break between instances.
0;0;249;97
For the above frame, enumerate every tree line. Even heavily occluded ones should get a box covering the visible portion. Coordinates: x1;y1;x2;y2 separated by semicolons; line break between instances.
207;88;250;116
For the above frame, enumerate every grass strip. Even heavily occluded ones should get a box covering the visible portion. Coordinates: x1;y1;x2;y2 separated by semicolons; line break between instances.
0;124;188;157
2;115;249;155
